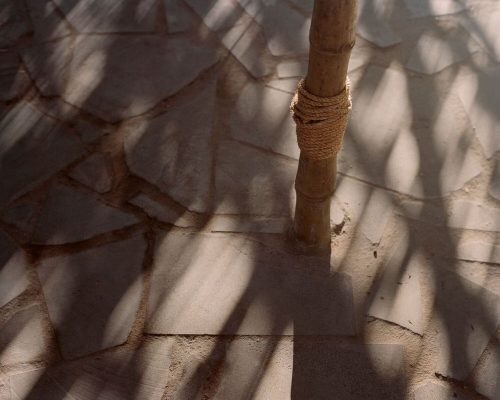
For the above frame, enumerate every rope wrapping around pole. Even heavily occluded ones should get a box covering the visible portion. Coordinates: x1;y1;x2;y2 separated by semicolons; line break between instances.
290;78;352;160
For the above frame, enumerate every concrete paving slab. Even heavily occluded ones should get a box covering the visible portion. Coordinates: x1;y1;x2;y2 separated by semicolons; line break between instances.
37;235;146;358
339;66;482;198
52;0;157;33
433;271;500;380
7;338;173;399
229;81;298;159
456;65;500;159
69;153;113;193
0;103;85;206
0;306;49;366
0;231;29;308
125;81;215;213
147;232;355;335
33;184;139;245
214;140;295;216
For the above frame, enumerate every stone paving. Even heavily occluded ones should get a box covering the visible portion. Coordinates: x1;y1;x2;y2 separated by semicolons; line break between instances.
0;0;499;399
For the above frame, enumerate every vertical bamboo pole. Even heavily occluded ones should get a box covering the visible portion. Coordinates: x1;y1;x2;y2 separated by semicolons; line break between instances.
293;0;357;252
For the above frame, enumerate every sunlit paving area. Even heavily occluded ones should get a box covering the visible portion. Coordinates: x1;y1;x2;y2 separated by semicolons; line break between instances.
0;0;500;398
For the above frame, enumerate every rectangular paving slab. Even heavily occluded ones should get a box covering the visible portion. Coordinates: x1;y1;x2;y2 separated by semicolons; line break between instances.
147;232;356;336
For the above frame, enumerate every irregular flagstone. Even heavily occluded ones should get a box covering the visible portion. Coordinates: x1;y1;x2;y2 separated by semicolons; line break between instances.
490;162;500;201
357;0;401;48
185;0;271;77
147;232;355;336
0;200;38;233
368;235;423;334
65;36;218;122
0;378;8;400
68;153;113;193
25;0;71;41
289;0;314;13
32;184;139;245
413;382;475;400
207;214;288;234
276;60;307;78
0;52;29;101
0;0;30;48
460;5;500;63
20;38;73;97
291;342;405;399
433;271;500;380
473;341;500;400
235;0;311;56
452;261;500;297
129;193;194;228
398;200;500;231
229;81;298;159
457;241;500;265
125;81;215;213
332;176;393;244
0;306;49;366
456;65;500;158
37;235;146;359
406;31;480;75
215;140;295;216
165;0;194;33
217;15;272;78
7;338;173;399
52;0;157;33
0;231;29;308
22;36;219;122
265;77;300;94
0;103;85;206
405;0;467;18
338;66;482;198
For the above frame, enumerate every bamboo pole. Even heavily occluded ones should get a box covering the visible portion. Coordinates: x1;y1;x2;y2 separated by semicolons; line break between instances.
293;0;357;252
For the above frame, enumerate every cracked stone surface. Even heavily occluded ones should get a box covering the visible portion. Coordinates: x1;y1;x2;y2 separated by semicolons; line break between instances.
433;271;500;380
456;65;500;158
125;81;215;213
6;338;173;399
52;0;158;33
37;235;146;359
26;0;71;41
0;52;29;101
0;103;85;206
368;235;423;334
0;231;29;308
33;184;139;245
339;66;482;198
0;306;49;366
22;36;219;122
0;0;30;48
0;200;38;232
147;232;355;335
405;0;467;18
69;153;113;193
